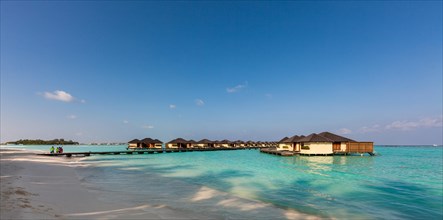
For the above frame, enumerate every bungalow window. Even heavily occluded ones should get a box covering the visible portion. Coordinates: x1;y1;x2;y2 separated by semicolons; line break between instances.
301;143;310;150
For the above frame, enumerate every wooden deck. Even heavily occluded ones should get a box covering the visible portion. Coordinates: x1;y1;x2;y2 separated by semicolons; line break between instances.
37;147;261;157
260;142;376;157
259;148;295;156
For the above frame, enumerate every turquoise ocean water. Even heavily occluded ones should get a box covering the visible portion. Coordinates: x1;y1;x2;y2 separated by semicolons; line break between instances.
2;145;442;219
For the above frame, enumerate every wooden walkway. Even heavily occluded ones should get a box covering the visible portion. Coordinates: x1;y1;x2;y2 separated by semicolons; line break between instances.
260;148;375;157
259;148;295;156
37;147;261;157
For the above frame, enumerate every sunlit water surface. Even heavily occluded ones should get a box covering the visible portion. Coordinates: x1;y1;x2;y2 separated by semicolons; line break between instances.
3;145;442;219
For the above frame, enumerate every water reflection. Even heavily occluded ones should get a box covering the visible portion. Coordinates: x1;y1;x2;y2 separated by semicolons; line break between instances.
298;156;334;176
275;155;376;177
74;148;442;219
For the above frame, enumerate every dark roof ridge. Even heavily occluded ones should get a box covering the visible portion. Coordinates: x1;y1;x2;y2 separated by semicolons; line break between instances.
317;131;355;142
298;133;333;142
167;138;188;144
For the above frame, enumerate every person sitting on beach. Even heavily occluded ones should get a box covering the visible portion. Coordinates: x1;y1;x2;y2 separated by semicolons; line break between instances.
59;147;63;154
56;147;60;154
50;146;55;154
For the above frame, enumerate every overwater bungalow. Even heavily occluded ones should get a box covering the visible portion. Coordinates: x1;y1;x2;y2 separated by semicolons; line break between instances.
233;140;245;148
279;132;374;155
212;140;222;148
196;139;214;148
297;133;341;155
153;139;163;148
166;138;190;149
245;141;254;147
127;139;141;149
220;139;232;148
128;138;162;149
277;135;304;151
188;140;198;148
277;132;374;155
259;141;267;148
140;138;163;149
232;141;238;147
277;137;290;150
256;141;262;147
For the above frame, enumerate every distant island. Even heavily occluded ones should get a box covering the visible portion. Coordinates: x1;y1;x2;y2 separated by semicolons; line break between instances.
6;139;79;145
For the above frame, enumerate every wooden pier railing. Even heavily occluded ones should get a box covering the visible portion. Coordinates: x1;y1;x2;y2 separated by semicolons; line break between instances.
344;142;374;155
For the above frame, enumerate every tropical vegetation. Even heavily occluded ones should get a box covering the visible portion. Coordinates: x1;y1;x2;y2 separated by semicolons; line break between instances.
7;139;79;145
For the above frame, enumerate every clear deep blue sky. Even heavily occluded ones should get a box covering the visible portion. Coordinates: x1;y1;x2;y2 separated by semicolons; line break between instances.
1;1;442;144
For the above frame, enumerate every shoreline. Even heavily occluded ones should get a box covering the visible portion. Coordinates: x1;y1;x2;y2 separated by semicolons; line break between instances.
0;148;131;219
0;149;209;219
0;148;321;219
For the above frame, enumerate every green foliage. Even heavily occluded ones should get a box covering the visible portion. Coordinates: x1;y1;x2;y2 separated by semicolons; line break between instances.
7;139;79;145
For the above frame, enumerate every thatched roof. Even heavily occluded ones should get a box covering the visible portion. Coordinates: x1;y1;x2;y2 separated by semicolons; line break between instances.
140;138;154;143
283;135;305;143
188;140;198;144
167;138;188;144
298;133;332;142
278;137;289;143
221;139;231;144
128;139;140;143
318;132;355;142
281;132;354;143
141;138;163;144
197;139;213;144
153;139;163;143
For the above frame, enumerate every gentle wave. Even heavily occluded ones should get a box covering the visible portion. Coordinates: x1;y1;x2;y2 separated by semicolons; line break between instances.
3;145;443;219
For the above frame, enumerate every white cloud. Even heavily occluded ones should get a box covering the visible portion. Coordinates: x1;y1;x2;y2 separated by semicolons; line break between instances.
386;117;442;131
385;121;418;131
66;115;77;119
44;90;74;102
142;125;154;129
357;116;442;133
337;128;352;135
227;82;248;93
169;104;176;109
195;99;205;106
418;117;443;127
359;124;382;133
123;120;129;124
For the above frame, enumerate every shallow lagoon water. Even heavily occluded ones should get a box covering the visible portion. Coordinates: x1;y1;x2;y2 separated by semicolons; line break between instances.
3;145;442;219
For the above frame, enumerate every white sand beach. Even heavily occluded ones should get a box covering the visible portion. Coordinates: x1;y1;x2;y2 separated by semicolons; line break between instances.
0;149;212;219
0;148;320;220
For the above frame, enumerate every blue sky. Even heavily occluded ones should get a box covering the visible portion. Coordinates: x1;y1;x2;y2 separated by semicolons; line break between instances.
1;1;442;144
